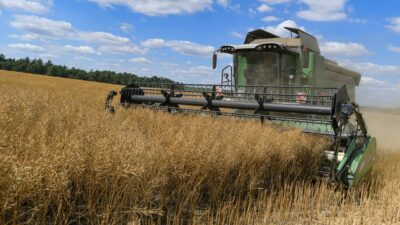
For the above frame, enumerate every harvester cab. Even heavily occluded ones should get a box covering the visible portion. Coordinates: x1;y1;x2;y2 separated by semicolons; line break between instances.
106;27;376;188
213;27;359;101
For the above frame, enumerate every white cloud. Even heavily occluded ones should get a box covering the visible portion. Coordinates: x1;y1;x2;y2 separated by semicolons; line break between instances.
77;31;130;45
166;65;217;83
386;17;400;34
296;0;347;22
361;77;388;86
64;45;100;55
98;45;143;54
9;15;142;54
38;53;58;59
10;15;132;46
10;15;75;38
216;0;229;7
0;0;51;14
263;20;305;37
9;33;45;41
261;15;280;22
166;40;215;56
141;39;214;56
130;57;151;63
87;0;214;16
8;43;45;52
388;45;400;53
120;23;133;33
259;0;291;4
8;43;103;58
357;76;400;107
160;62;179;69
185;66;214;75
231;31;244;38
75;56;94;61
141;38;166;48
257;4;272;12
320;42;369;57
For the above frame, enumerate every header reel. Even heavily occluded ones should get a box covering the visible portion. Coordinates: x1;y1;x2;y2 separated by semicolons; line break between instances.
105;83;375;187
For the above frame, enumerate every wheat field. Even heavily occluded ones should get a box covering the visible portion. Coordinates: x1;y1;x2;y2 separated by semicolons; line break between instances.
0;71;399;225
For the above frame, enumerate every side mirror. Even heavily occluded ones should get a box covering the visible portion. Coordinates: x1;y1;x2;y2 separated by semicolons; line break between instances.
212;53;217;69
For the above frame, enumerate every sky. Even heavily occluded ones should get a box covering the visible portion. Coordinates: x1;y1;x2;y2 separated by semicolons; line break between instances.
0;0;400;107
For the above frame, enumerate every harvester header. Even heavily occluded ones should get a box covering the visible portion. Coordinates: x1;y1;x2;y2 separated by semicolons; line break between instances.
106;27;376;188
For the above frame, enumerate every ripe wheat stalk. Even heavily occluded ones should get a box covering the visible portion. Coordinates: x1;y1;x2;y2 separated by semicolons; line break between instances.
0;71;399;225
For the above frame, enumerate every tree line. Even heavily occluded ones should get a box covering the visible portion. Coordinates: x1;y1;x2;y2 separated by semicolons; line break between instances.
0;54;175;84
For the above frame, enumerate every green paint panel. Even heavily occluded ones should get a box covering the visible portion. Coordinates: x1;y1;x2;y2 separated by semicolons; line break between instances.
301;52;315;80
336;138;377;187
336;139;357;173
237;55;247;87
350;138;377;186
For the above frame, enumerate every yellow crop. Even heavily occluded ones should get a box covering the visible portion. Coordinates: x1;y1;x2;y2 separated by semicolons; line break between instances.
0;71;399;224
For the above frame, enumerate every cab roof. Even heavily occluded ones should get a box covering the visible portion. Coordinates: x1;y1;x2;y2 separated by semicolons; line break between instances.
244;27;320;54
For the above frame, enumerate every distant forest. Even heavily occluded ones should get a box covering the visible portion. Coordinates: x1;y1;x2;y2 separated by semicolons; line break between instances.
0;54;175;85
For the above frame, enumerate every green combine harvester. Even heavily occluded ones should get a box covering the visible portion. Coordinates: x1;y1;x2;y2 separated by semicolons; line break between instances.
106;27;376;188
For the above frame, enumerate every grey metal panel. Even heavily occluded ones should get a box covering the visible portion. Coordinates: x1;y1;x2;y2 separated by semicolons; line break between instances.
251;38;302;47
313;53;324;86
284;27;320;54
245;29;280;44
298;30;320;54
316;71;356;101
324;61;361;85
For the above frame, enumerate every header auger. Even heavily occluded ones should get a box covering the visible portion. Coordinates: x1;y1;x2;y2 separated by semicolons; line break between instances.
106;27;376;188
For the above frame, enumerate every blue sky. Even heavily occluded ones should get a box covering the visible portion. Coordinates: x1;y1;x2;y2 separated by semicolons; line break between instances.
0;0;400;107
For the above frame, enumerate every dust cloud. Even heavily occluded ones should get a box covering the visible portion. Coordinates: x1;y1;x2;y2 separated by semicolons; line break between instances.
363;108;400;152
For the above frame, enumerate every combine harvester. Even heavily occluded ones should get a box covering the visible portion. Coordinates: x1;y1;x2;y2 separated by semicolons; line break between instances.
106;27;376;188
